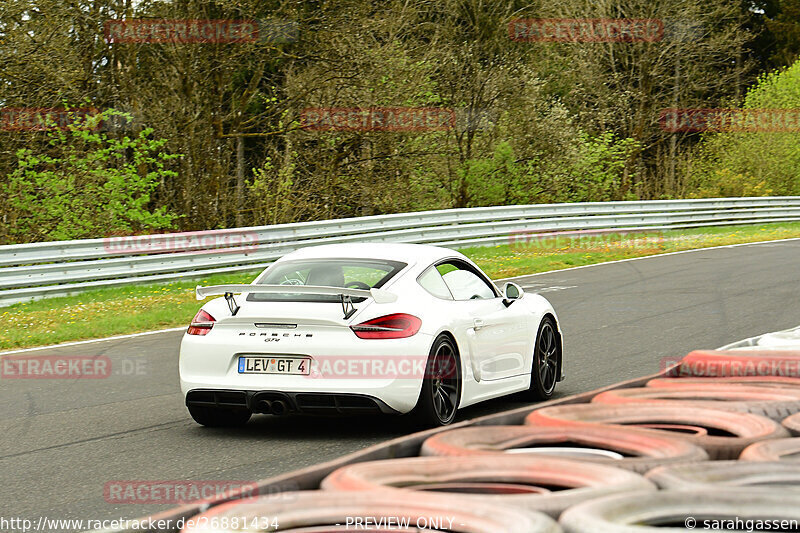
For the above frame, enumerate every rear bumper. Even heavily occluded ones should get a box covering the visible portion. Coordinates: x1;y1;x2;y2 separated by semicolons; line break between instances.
185;389;400;415
179;330;433;413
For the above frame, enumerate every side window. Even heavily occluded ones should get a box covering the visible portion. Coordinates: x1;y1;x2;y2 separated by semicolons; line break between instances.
417;266;454;300
436;261;496;300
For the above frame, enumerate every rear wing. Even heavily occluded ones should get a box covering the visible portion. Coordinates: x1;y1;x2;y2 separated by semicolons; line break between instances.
195;284;398;319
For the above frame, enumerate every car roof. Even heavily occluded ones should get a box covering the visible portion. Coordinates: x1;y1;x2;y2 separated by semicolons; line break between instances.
280;243;463;264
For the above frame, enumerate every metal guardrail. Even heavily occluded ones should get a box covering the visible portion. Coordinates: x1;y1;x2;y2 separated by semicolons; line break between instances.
2;197;800;306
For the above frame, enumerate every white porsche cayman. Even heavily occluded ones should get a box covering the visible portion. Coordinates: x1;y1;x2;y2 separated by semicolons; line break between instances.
180;243;563;427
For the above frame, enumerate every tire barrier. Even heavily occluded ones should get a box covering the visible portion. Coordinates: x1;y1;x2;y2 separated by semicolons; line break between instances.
645;460;800;490
179;490;562;533
670;349;800;378
591;384;800;421
524;403;788;459
756;328;800;348
321;455;655;518
647;376;800;389
105;341;800;533
740;437;800;462
784;412;800;436
418;425;707;473
559;488;800;533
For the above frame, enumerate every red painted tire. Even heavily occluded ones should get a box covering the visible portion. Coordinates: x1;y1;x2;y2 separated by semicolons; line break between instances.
180;490;560;532
647;376;800;389
668;349;800;378
646;461;800;490
592;385;800;421
322;455;654;519
559;488;800;533
418;424;706;473
524;403;788;459
784;412;800;436
740;437;800;462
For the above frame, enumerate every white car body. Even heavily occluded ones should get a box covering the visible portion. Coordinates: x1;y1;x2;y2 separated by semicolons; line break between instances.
179;243;563;420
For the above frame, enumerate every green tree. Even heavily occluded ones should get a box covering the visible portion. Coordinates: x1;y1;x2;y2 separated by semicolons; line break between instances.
2;109;180;242
685;58;800;197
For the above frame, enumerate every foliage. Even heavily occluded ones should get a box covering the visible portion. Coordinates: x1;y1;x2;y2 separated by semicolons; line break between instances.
685;58;800;197
2;109;180;241
451;133;640;207
0;0;794;242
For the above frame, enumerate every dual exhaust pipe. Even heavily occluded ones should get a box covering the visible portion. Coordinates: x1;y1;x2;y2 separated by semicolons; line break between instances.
256;398;289;416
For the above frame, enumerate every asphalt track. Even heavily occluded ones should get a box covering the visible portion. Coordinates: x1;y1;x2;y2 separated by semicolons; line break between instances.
1;239;799;531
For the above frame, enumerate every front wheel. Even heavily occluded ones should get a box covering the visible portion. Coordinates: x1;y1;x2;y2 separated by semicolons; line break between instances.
411;335;461;427
188;405;251;427
529;316;560;400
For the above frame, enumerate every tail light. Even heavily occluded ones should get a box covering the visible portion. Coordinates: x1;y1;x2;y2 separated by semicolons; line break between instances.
187;309;215;336
350;313;421;339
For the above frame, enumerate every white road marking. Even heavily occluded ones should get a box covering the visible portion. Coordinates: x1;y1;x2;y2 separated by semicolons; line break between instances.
523;285;577;293
498;237;800;282
0;327;186;355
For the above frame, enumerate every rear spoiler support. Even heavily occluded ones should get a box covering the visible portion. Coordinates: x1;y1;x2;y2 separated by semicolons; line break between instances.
224;292;241;316
341;295;356;320
195;284;398;319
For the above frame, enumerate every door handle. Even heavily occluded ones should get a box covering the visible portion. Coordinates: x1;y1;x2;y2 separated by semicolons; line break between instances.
473;318;485;331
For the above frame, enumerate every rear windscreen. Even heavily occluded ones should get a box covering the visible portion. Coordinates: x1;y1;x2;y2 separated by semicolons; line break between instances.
246;259;407;302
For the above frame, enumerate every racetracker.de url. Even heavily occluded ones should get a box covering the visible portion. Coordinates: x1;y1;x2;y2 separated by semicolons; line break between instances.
0;516;280;532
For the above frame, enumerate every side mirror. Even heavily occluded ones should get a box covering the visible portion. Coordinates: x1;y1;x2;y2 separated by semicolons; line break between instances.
502;282;524;307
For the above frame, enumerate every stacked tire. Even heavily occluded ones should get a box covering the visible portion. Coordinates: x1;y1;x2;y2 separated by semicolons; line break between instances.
180;491;562;532
783;412;800;436
419;423;709;471
180;347;800;532
546;348;800;531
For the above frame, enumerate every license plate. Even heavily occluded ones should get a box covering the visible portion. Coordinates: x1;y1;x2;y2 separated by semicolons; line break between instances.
237;356;310;375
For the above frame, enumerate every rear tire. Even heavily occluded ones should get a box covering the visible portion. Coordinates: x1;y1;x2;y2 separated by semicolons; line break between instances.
411;334;461;427
188;405;251;427
529;316;559;401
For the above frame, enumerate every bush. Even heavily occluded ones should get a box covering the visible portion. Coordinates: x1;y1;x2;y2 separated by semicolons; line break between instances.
2;109;181;243
686;58;800;197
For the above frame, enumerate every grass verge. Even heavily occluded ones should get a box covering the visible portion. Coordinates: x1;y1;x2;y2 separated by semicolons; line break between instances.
3;222;800;351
